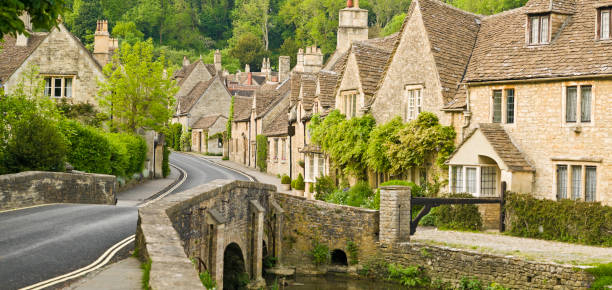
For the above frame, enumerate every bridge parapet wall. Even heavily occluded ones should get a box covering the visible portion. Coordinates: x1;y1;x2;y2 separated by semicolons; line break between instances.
0;171;116;210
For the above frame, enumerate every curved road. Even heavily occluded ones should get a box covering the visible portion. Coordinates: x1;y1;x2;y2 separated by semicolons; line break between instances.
0;152;249;290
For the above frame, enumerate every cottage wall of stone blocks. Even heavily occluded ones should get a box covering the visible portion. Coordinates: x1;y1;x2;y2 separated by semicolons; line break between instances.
187;79;232;128
5;26;104;106
468;79;612;205
335;53;364;117
175;62;213;97
266;136;290;177
230;121;251;165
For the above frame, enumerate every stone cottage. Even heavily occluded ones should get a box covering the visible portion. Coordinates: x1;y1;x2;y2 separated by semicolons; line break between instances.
191;114;228;155
448;0;612;205
0;16;115;105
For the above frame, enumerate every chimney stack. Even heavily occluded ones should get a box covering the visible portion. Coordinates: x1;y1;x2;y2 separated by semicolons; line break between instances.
15;13;32;47
182;56;190;67
337;1;368;53
279;56;290;83
303;45;323;73
295;49;305;72
247;72;253;85
214;50;222;72
245;64;251;73
94;20;118;66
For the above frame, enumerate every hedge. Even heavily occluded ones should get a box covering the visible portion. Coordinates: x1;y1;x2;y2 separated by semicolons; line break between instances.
256;135;267;172
60;120;147;178
505;193;612;246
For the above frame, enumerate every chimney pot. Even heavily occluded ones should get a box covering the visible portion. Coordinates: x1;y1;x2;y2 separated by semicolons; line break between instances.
182;56;190;67
248;72;253;85
347;0;353;8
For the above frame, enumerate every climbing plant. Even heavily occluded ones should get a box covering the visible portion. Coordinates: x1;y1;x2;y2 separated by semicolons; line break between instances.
227;95;234;139
364;116;404;173
256;134;268;171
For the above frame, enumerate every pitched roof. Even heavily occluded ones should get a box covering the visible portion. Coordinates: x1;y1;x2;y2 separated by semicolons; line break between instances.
204;64;217;77
174;60;216;86
317;70;339;108
352;41;394;99
177;77;216;114
363;32;400;50
263;104;289;137
233;96;253;122
0;33;49;83
299;73;317;111
524;0;576;14
192;114;226;130
465;0;612;82
418;0;481;103
479;123;534;172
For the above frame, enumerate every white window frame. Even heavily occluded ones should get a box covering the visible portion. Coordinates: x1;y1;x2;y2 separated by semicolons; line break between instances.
554;163;598;202
43;76;75;98
562;83;594;126
404;85;423;121
340;90;358;118
449;165;500;197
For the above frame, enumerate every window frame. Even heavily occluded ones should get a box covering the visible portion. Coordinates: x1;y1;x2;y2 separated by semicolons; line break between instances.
528;14;551;45
43;76;75;98
490;88;516;125
404;85;423;122
598;7;612;40
555;163;597;202
563;84;593;125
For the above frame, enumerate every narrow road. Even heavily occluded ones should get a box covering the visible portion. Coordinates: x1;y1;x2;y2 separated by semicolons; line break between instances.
0;152;250;290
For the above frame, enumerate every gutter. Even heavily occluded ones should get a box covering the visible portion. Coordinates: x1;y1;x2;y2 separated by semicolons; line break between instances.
461;83;472;142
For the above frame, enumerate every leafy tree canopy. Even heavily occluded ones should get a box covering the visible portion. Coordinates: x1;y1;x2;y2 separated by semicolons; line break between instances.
98;39;178;132
0;0;67;38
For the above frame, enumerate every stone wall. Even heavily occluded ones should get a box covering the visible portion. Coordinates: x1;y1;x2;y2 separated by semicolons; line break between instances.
274;192;380;271
379;243;593;289
0;171;116;210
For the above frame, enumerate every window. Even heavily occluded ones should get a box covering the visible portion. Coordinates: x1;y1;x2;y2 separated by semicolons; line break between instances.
309;154;315;180
281;139;286;160
566;85;592;123
404;87;422;121
452;166;463;193
506;89;515;124
466;168;477;194
571;165;582;200
529;15;550;44
341;92;358;118
599;7;612;40
585;166;597;202
556;165;568;199
318;156;325;176
43;76;74;98
480;167;497;196
274;139;279;160
493;90;502;123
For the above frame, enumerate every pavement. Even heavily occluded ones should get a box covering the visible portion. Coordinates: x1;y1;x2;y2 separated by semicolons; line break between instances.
116;168;180;207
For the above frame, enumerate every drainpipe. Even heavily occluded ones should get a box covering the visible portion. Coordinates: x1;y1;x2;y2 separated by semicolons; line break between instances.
462;83;472;141
248;117;252;167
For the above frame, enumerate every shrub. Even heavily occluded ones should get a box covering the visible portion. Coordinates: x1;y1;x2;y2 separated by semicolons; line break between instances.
364;188;381;210
2;113;67;173
387;264;430;287
310;240;330;266
170;123;182;151
180;128;192;151
162;145;170;178
256;135;267;172
104;133;130;177
60;120;112;174
345;181;374;207
587;263;612;290
293;173;305;190
263;256;278;269
435;193;483;231
280;174;291;184
314;175;336;200
115;133;147;175
505;193;612;246
198;270;216;289
458;277;483;290
325;189;349;205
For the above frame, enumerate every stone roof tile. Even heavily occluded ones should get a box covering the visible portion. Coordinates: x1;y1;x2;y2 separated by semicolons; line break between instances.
0;33;49;83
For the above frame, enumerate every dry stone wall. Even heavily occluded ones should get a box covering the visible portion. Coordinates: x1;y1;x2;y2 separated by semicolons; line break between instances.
0;171;116;210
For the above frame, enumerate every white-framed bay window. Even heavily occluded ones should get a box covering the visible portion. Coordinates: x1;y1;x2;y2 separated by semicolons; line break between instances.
555;163;597;202
449;165;499;197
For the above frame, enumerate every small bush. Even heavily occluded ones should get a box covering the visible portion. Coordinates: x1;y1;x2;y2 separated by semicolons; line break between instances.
180;128;191;151
198;270;216;289
104;133;130;177
2;113;67;173
222;156;229;160
363;188;381;209
61;120;112;174
263;255;277;269
314;175;336;200
505;193;612;246
281;174;291;184
164;123;182;150
458;277;483;290
586;263;612;289
387;264;430;287
435;193;483;231
293;173;305;190
310;240;330;266
345;181;374;207
325;189;348;205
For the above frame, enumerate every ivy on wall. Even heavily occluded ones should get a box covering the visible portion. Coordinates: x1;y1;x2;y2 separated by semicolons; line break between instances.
308;110;456;179
256;134;268;172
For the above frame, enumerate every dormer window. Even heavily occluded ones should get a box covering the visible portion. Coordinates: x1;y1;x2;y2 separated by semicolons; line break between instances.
598;7;612;40
529;14;550;44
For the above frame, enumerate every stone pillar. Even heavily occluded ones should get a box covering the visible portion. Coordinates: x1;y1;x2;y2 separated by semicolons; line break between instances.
269;199;285;261
278;56;290;83
379;186;411;244
206;209;226;290
154;133;165;179
249;200;265;284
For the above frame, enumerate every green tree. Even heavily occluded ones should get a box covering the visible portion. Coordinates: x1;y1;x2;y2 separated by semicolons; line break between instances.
381;12;405;36
98;39;178;132
0;0;67;39
231;0;271;50
112;21;144;44
67;0;103;44
229;32;268;71
450;0;527;15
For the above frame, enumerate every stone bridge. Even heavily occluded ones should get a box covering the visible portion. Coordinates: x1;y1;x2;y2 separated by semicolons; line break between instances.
136;181;595;290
